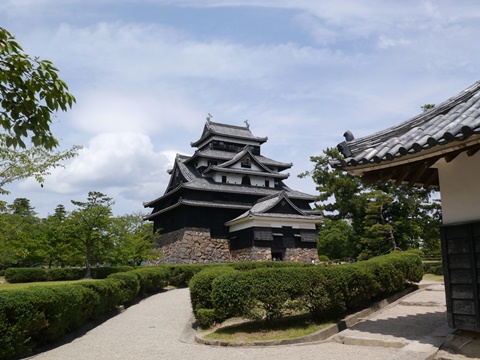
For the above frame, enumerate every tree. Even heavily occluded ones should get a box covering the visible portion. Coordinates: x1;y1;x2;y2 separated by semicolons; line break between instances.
40;205;83;268
300;148;366;220
0;27;75;149
0;134;80;194
317;219;356;260
109;212;160;266
69;191;114;278
303;147;442;258
0;198;44;267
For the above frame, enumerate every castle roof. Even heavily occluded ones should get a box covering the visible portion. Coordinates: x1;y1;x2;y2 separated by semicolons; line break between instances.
332;80;480;186
143;154;315;207
225;191;322;226
190;121;268;148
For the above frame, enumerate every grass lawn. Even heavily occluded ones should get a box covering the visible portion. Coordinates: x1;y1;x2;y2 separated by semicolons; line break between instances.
202;314;333;342
422;273;444;282
0;278;98;291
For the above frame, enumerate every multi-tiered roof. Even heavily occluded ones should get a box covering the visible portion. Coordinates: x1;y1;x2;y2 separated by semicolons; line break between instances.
144;121;319;238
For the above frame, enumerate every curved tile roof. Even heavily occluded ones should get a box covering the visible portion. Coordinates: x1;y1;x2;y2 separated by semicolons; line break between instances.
188;149;293;170
336;80;480;168
191;121;268;147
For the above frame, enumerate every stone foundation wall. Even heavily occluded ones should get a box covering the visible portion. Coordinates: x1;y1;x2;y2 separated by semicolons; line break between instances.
151;227;319;264
151;228;232;264
230;247;271;262
285;247;319;263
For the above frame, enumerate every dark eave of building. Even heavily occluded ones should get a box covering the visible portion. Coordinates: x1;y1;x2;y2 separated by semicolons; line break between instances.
185;148;293;171
204;166;289;179
143;156;316;209
190;121;268;148
144;199;251;220
225;192;322;226
331;80;480;187
201;146;289;179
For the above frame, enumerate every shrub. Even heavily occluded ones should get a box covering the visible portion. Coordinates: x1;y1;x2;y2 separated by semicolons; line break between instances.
0;265;174;359
106;272;141;304
0;284;100;359
211;271;254;321
131;267;169;294
196;252;424;328
195;308;217;328
165;264;214;287
0;270;5;277
5;268;47;283
189;266;235;315
429;265;444;276
91;266;134;279
46;268;84;281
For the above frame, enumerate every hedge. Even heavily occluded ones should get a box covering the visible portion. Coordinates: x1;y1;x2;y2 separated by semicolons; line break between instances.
191;252;424;327
4;266;134;284
0;264;192;359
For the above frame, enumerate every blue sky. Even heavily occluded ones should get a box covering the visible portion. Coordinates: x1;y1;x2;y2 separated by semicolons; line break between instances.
1;0;480;217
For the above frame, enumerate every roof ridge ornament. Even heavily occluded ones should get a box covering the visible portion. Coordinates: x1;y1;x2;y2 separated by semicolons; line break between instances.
206;113;213;124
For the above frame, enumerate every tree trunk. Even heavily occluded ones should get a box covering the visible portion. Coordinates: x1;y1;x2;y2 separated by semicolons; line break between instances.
84;243;92;279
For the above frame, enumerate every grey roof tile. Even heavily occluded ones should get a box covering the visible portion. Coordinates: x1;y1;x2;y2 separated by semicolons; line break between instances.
336;80;480;168
191;121;268;147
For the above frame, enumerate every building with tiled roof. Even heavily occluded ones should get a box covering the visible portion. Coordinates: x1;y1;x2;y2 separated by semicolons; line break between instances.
144;120;321;263
332;80;480;332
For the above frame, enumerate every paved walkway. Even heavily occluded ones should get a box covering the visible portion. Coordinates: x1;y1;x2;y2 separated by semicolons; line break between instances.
27;282;458;360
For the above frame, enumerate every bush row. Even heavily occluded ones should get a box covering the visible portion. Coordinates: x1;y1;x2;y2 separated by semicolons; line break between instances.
4;266;135;284
190;252;424;327
0;263;213;359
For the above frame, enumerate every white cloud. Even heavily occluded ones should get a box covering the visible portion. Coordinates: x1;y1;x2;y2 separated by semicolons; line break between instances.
18;132;171;205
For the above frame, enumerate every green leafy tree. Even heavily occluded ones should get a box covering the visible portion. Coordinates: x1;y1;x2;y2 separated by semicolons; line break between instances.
303;147;442;258
317;219;356;260
40;204;83;268
0;27;75;149
69;191;114;278
0;198;44;267
0;133;80;194
109;212;160;266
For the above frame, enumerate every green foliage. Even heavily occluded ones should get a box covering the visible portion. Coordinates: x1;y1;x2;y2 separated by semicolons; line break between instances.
189;266;235;315
0;263;196;358
192;253;424;328
303;147;442;258
5;268;47;283
428;265;444;276
108;213;160;266
4;266;134;283
317;219;355;260
69;191;115;279
195;308;217;328
131;267;169;294
0;27;76;150
46;268;85;281
165;264;216;287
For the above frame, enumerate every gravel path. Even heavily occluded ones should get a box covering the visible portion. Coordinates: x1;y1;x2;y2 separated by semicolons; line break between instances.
27;288;405;360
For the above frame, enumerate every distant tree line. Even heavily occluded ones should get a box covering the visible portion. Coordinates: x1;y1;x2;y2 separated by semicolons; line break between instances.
0;191;161;275
301;148;442;260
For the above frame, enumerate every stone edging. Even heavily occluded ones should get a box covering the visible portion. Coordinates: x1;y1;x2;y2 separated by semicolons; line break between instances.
194;286;418;347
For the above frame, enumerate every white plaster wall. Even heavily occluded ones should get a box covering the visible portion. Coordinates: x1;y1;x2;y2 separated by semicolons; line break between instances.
231;161;262;171
213;172;274;187
229;217;318;232
436;151;480;225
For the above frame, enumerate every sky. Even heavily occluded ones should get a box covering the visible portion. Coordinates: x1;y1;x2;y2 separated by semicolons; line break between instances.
1;0;480;217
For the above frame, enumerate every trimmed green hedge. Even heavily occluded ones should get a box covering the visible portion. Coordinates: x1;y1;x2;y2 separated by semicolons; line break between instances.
0;264;202;359
4;266;134;284
190;252;424;327
4;268;47;284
